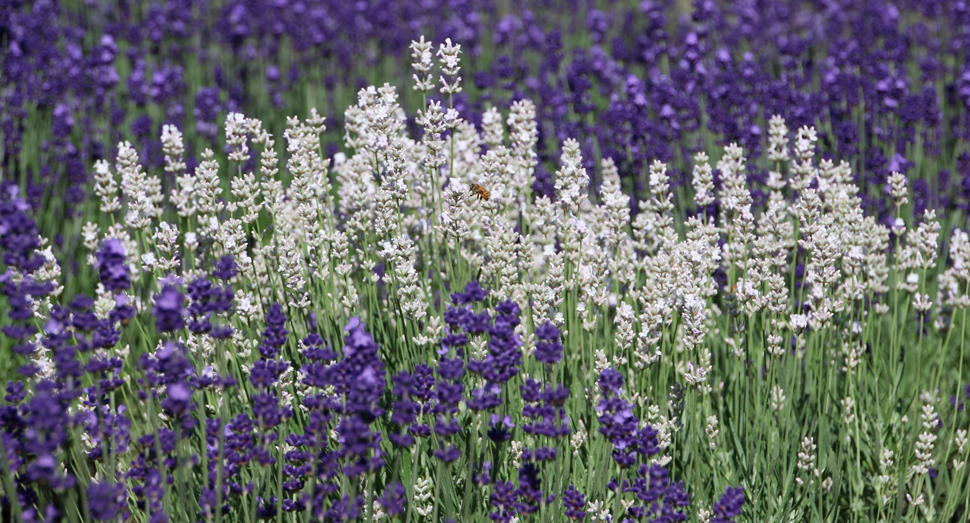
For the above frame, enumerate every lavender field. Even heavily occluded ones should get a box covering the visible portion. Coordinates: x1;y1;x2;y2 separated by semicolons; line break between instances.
2;0;970;522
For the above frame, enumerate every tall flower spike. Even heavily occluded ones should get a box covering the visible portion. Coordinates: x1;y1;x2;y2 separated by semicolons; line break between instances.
160;124;186;176
508;99;539;174
481;107;504;149
692;151;714;210
790;126;818;191
153;285;186;334
437;38;462;96
117;141;158;230
766;115;790;163
555;138;589;214
410;35;435;94
225;112;251;164
888;171;909;207
93;160;121;214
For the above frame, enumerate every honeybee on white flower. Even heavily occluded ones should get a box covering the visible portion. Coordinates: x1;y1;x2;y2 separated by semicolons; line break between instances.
468;182;490;202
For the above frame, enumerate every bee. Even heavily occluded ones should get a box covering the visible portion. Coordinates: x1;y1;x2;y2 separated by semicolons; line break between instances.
468;183;490;202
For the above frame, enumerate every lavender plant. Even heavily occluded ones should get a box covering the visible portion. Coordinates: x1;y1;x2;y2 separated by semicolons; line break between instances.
2;13;970;523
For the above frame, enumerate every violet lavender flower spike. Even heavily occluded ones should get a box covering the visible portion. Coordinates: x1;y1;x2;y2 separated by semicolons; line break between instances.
95;239;130;293
153;285;187;333
490;480;518;523
562;485;586;520
86;481;130;522
212;255;238;282
258;303;288;359
711;486;745;523
534;320;563;365
0;185;45;273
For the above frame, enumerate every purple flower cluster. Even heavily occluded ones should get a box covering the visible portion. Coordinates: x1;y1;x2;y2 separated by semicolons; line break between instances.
711;486;745;523
515;461;556;515
1;185;59;380
7;385;78;491
0;185;147;519
616;464;690;523
388;373;420;449
520;378;570;439
451;279;490;305
487;457;558;522
534;321;563;365
490;480;519;523
186;255;237;339
95;239;130;293
0;185;46;273
469;298;524;385
87;481;130;521
562;484;587;520
388;364;435;448
440;287;582;522
597;369;689;522
293;316;401;518
93;239;137;324
133;340;226;520
140;341;198;428
194;304;295;515
444;282;520;419
250;304;292;426
153;284;187;333
432;350;465;463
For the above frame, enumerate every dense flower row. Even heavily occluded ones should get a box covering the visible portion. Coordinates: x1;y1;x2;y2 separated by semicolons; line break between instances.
4;0;970;244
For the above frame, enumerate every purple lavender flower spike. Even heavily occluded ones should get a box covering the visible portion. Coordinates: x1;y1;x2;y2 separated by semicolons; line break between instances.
95;239;130;293
562;485;586;520
154;285;187;333
711;486;745;523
